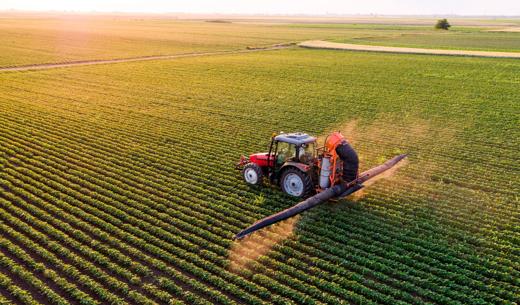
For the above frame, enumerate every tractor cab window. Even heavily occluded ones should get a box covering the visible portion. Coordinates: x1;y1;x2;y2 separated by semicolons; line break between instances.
298;143;315;163
276;142;296;165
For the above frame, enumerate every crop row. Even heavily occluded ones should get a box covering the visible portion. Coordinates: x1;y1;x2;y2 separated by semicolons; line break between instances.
2;91;516;248
0;108;386;302
0;246;70;305
0;104;516;280
0;113;450;302
0;175;248;305
0;112;404;304
0;111;512;304
0;100;512;266
0;103;516;302
6;72;515;184
0;165;275;305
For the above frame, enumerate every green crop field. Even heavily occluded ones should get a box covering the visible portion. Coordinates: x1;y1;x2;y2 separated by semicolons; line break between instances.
0;14;519;305
0;16;380;67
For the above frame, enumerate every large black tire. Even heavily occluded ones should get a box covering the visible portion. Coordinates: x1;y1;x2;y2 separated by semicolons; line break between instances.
242;163;264;186
280;168;313;198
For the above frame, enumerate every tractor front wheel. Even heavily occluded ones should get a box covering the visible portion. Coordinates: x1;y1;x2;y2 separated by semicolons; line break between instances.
242;163;263;186
280;168;313;198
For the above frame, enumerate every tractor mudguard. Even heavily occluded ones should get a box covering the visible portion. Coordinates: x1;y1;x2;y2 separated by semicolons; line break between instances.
281;161;311;173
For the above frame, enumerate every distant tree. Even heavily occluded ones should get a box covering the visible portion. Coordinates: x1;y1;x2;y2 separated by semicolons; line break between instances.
435;19;451;30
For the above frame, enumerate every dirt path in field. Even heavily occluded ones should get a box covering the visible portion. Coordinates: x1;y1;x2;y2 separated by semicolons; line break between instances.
485;27;520;32
299;40;520;58
0;45;292;72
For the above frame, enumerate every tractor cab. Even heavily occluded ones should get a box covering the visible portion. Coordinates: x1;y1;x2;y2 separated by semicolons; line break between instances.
272;133;316;166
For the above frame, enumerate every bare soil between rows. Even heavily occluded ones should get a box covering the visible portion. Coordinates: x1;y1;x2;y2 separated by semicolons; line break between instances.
299;40;520;58
485;27;520;32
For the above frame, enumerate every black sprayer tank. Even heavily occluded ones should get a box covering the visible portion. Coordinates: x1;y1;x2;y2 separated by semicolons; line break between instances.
335;140;359;182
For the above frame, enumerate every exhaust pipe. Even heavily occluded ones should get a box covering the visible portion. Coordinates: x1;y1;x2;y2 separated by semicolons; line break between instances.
234;154;407;240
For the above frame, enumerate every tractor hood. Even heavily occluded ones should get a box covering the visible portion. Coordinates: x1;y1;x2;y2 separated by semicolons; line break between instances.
249;153;275;167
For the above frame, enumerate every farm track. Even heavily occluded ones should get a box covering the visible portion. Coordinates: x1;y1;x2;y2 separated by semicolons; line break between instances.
299;40;520;58
0;45;292;72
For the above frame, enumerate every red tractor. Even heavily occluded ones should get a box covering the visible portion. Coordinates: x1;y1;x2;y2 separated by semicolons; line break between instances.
234;131;407;239
236;132;359;198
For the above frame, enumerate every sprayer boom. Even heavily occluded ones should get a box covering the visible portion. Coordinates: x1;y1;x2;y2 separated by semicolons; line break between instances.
234;154;407;240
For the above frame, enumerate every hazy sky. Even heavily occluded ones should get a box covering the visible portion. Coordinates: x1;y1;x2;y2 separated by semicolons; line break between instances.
1;0;520;16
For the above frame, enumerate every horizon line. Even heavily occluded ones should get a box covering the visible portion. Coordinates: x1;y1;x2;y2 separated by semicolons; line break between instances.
1;10;520;18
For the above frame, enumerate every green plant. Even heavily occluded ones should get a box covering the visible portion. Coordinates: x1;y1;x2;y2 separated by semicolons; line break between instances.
435;18;451;30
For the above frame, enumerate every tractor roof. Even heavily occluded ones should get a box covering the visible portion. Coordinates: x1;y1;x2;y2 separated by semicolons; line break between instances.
274;133;316;145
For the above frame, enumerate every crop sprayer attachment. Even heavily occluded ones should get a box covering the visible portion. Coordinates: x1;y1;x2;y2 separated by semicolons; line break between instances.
234;131;407;239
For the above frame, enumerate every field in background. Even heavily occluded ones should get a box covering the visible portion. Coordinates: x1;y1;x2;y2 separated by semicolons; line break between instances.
0;14;519;305
0;16;355;67
1;14;520;67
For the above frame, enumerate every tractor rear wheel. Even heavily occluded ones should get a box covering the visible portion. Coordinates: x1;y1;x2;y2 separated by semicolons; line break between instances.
242;163;263;186
280;168;313;198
